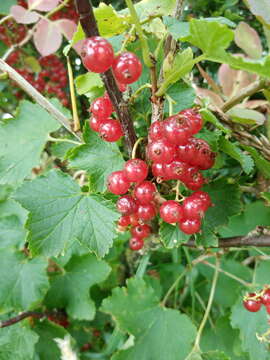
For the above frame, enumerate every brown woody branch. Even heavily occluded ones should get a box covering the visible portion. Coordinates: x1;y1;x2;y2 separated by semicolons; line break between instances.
0;311;44;328
75;0;137;156
183;235;270;248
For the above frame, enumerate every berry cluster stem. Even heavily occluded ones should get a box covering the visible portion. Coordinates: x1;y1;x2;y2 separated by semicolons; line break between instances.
75;0;137;156
66;56;80;131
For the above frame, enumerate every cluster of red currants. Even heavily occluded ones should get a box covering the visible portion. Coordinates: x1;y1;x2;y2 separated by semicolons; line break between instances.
7;53;69;106
243;287;270;314
81;36;142;142
51;0;79;22
0;19;26;47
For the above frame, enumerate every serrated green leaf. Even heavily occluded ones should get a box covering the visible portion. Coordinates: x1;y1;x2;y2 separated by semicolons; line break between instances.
14;170;119;257
159;222;190;248
34;320;68;360
200;109;231;134
0;100;60;186
50;141;76;160
164;82;195;114
241;145;270;179
254;261;270;287
231;299;269;360
122;0;176;19
68;125;124;193
45;254;110;320
227;107;265;125
0;215;26;249
196;224;218;247
219;137;254;174
0;199;27;224
203;180;242;230
219;201;270;238
0;185;13;203
0;323;38;360
101;277;197;360
0;247;49;312
75;72;103;96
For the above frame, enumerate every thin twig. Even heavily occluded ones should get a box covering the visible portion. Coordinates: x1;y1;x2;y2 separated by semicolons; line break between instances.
67;56;80;131
183;235;270;248
0;311;44;328
75;0;137;156
0;59;82;141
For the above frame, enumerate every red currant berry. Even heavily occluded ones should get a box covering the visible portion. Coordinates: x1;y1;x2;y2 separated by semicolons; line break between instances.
107;171;130;195
130;224;151;239
184;168;204;191
81;36;114;73
163;114;192;145
179;218;201;234
261;288;270;306
113;52;142;84
147;139;176;164
134;181;156;204
164;160;189;181
182;196;205;220
243;293;262;312
89;116;102;132
190;191;212;211
160;200;184;224
149;121;164;141
152;163;167;181
137;203;156;221
116;195;138;215
130;213;140;226
99;119;123;142
90;96;113;119
129;237;144;251
118;215;131;227
179;108;203;135
124;159;148;183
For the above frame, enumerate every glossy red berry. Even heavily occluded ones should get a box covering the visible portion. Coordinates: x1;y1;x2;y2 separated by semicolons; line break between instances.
129;237;144;251
243;293;262;312
116;195;138;215
165;160;189;181
190;191;212;211
134;181;156;204
124;159;148;183
90;96;113;119
179;218;201;234
182;196;205;220
147;139;175;164
130;213;140;226
261;288;270;306
113;52;142;84
149;121;164;141
81;36;114;73
89;116;102;132
180;108;203;135
130;224;151;239
118;215;131;227
160;200;184;224
163;114;192;145
107;171;130;195
137;203;157;221
151;163;168;182
99;119;123;142
188;138;215;170
184;168;204;191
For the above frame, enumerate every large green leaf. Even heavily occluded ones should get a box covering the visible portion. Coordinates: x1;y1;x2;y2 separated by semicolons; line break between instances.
45;254;110;320
203;180;242;230
241;145;270;179
231;299;269;360
219;137;254;174
0;215;26;249
0;323;38;360
14;170;119;257
101;278;196;360
0;101;59;186
0;247;49;313
34;320;68;360
159;222;190;248
219;201;270;238
68;125;124;193
164;82;196;114
75;72;103;96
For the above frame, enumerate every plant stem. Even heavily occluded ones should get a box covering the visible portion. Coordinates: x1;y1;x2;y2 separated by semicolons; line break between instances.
130;83;152;103
124;0;153;68
132;137;144;159
0;59;82;141
0;15;12;25
0;311;44;328
47;0;70;17
47;135;81;145
183;235;270;248
222;79;267;112
67;56;80;131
